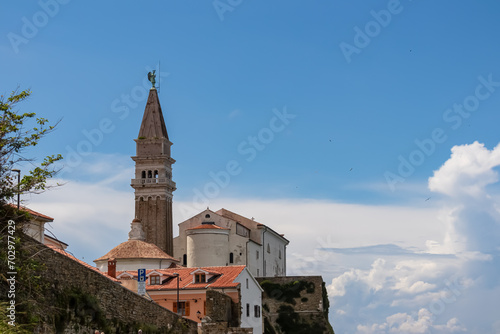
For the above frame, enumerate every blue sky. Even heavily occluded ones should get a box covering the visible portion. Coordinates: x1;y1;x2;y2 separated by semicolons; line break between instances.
3;1;500;333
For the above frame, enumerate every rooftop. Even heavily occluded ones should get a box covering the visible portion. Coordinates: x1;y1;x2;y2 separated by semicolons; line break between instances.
94;239;178;262
9;204;54;221
115;266;246;291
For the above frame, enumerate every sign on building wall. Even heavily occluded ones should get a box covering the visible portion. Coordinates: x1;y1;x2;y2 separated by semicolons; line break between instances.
138;268;146;295
138;268;146;282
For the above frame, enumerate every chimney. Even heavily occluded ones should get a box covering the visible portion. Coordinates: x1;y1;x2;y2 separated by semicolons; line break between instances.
108;258;117;278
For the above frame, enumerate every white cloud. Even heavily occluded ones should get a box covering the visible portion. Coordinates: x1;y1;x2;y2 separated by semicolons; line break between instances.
357;309;466;334
429;141;500;198
428;142;500;254
23;143;500;333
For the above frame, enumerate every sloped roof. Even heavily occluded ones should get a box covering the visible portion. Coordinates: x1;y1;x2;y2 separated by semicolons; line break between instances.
187;223;229;231
9;204;54;221
116;266;246;291
216;208;289;244
94;240;178;262
216;208;257;229
48;245;120;283
137;88;169;139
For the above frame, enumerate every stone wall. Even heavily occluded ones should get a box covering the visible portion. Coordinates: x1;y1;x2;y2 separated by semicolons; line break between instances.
205;289;232;323
257;276;334;334
197;322;252;334
27;238;198;333
204;289;250;333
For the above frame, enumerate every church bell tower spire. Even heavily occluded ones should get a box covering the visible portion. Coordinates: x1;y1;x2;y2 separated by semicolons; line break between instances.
131;73;176;255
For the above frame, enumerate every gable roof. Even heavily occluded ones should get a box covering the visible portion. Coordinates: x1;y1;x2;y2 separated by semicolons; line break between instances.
216;208;289;244
116;266;246;291
9;204;54;221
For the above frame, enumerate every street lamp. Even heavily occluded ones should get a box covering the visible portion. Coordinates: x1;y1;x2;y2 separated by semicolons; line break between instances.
11;169;20;210
173;273;180;315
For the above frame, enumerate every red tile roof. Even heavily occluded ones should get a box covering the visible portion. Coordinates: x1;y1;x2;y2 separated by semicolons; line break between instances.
116;266;246;291
8;204;54;221
94;240;178;262
187;223;229;231
48;245;120;283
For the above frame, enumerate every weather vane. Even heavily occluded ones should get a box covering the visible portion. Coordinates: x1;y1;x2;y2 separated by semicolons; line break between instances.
147;70;156;88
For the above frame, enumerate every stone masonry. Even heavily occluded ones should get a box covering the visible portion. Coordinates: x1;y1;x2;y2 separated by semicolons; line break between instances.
27;237;197;333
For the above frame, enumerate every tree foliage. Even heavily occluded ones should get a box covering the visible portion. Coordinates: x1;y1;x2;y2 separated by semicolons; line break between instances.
0;89;62;204
0;88;62;331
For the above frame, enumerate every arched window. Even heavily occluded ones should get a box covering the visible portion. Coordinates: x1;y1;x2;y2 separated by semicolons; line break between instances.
154;170;158;178
183;254;187;266
229;252;234;264
147;170;152;178
141;171;146;178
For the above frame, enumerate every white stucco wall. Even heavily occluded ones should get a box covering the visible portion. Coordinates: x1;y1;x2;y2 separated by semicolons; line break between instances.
186;229;229;267
234;268;263;334
247;241;262;277
95;258;174;272
261;228;287;277
24;221;45;243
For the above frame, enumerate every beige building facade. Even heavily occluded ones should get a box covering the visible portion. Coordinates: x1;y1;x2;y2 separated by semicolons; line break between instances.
174;208;289;277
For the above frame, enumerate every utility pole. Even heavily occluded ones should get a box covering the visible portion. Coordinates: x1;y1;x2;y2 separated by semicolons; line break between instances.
12;169;20;210
173;273;180;315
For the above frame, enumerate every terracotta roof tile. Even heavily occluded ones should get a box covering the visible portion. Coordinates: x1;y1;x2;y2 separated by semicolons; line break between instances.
9;204;54;221
94;240;178;262
118;266;246;291
187;224;229;231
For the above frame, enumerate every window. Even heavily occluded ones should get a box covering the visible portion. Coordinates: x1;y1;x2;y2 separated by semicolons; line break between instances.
154;170;158;178
246;278;249;289
254;305;261;318
195;273;206;283
256;250;259;259
229;252;234;264
141;171;146;178
183;254;187;266
147;170;152;178
279;249;282;259
267;244;270;253
149;275;160;285
236;223;249;237
246;303;250;317
173;301;190;316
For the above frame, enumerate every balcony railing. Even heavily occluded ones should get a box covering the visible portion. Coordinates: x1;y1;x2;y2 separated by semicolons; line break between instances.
131;178;176;187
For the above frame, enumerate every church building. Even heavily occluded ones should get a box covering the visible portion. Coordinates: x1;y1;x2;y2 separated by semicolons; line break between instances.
130;85;176;255
174;208;289;277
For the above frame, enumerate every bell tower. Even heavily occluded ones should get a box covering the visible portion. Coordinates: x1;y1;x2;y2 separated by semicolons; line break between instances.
131;73;176;255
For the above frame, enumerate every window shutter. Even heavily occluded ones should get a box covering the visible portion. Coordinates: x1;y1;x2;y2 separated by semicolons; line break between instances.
173;302;177;313
186;301;190;316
